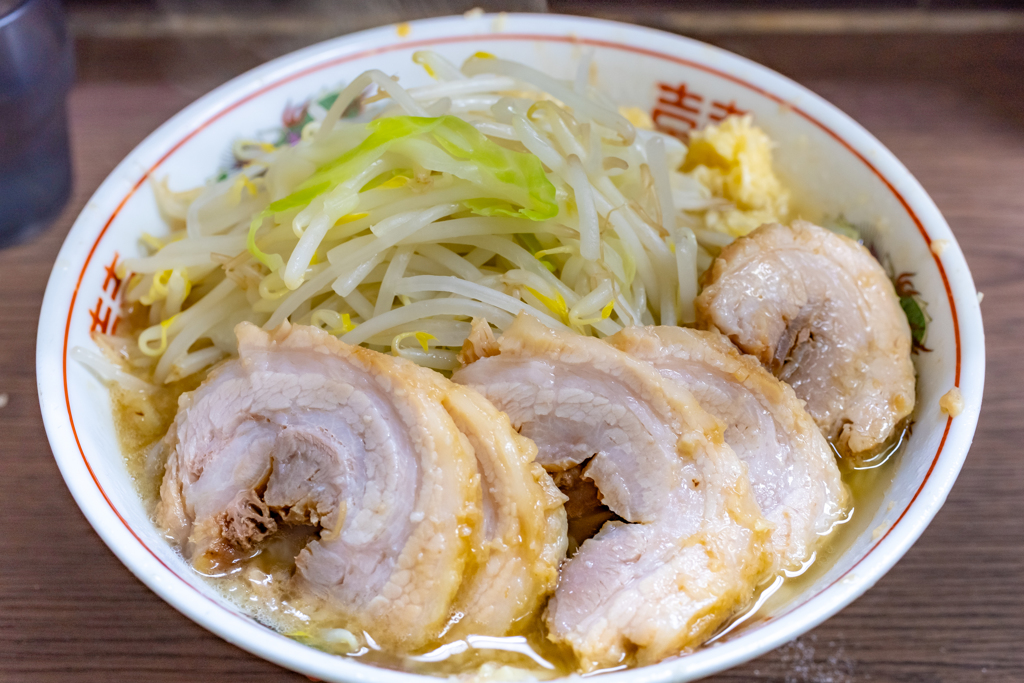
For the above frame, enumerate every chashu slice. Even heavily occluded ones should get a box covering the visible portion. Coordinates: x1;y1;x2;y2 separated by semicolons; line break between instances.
453;315;771;671
695;221;915;457
442;385;568;640
609;326;849;572
156;322;565;651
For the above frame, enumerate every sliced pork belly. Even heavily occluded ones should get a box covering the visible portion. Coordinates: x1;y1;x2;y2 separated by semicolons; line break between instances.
696;221;916;456
441;386;567;639
609;326;849;572
453;315;770;671
156;322;565;650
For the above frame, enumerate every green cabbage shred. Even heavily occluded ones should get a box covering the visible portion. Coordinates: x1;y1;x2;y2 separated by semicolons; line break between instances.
247;116;558;270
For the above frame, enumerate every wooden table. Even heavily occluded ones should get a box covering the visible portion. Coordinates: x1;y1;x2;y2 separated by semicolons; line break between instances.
2;24;1022;683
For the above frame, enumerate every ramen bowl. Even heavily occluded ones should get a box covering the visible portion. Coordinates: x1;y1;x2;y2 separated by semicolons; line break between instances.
36;12;984;682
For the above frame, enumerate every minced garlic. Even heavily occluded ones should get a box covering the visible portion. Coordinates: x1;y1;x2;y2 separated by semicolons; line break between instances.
682;114;790;237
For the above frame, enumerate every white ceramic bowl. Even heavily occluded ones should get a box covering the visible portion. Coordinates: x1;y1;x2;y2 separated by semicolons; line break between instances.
37;13;985;682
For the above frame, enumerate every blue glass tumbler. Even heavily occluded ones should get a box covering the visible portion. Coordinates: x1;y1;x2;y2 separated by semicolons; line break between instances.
0;0;74;248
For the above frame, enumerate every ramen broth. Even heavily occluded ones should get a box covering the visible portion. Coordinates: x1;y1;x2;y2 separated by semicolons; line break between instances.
707;442;904;646
110;379;903;677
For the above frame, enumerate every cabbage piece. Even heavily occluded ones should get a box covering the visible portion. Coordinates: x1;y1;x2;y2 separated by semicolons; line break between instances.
298;116;444;197
430;116;557;221
248;117;445;269
248;115;557;270
463;198;523;218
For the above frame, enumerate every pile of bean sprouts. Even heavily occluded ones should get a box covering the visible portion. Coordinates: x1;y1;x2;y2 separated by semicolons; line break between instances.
104;51;761;384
